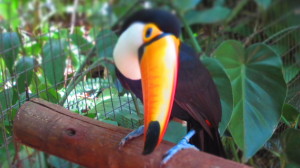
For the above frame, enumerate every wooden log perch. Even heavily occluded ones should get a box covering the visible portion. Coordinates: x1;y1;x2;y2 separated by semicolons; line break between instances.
13;98;250;168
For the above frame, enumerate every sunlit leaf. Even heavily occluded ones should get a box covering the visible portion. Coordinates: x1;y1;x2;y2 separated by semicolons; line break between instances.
214;40;287;159
38;84;60;103
0;0;20;28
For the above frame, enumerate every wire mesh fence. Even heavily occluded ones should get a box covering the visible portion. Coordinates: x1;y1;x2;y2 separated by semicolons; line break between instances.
0;24;144;167
0;0;299;168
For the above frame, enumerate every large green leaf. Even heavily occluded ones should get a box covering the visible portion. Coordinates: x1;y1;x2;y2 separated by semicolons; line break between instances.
42;39;67;86
184;6;231;25
281;128;300;166
0;32;21;74
173;0;201;12
15;57;35;93
282;104;299;125
214;40;287;159
201;56;233;135
95;29;117;58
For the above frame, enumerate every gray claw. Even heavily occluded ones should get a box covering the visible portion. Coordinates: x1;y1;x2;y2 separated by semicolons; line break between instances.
119;125;144;150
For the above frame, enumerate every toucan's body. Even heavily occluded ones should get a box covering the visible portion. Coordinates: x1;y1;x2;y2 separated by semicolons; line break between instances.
113;9;225;158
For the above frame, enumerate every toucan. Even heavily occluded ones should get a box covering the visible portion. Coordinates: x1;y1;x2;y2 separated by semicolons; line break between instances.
113;9;225;162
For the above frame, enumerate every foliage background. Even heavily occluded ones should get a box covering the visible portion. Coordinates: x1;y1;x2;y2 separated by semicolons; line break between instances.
0;0;300;167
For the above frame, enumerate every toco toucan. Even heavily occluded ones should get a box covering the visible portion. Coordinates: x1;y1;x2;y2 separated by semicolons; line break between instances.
113;9;225;163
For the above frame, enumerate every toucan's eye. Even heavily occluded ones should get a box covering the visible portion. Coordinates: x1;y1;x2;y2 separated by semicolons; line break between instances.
145;28;153;38
143;24;162;42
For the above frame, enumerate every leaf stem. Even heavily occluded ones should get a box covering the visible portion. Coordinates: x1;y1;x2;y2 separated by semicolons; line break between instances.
229;138;240;162
180;14;202;53
263;25;300;44
167;2;202;53
295;114;300;129
281;116;291;127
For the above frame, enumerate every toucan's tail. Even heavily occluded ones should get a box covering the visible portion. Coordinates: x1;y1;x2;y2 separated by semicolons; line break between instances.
188;123;226;158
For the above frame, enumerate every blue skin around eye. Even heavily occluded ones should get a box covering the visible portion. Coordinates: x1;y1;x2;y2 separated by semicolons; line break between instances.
146;28;153;38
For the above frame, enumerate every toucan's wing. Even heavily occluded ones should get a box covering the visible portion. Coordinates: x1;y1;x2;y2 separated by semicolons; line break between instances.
175;43;222;136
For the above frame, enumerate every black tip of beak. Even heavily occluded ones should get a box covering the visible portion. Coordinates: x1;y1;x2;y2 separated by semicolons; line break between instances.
142;121;160;155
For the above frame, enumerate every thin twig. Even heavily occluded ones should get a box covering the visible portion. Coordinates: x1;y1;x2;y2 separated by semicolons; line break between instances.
70;0;79;34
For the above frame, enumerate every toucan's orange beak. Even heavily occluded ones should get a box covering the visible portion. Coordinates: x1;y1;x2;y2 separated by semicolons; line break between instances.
139;30;180;155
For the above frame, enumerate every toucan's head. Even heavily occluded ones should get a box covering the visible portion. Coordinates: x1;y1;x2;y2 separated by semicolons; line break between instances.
113;9;181;155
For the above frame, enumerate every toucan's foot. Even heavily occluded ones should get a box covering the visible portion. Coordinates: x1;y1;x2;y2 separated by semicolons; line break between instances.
161;129;199;166
119;125;144;150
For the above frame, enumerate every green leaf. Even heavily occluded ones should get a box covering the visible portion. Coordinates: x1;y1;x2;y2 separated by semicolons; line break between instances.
29;73;41;94
15;57;35;93
201;57;233;135
38;84;60;103
164;121;187;143
95;29;117;58
173;0;201;12
283;65;300;84
0;131;15;168
0;88;13;111
70;33;93;53
254;0;271;10
48;155;80;168
0;0;20;28
0;32;21;74
99;119;118;126
184;6;231;25
281;128;300;166
24;42;42;56
214;40;287;159
42;39;67;85
282;104;299;124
